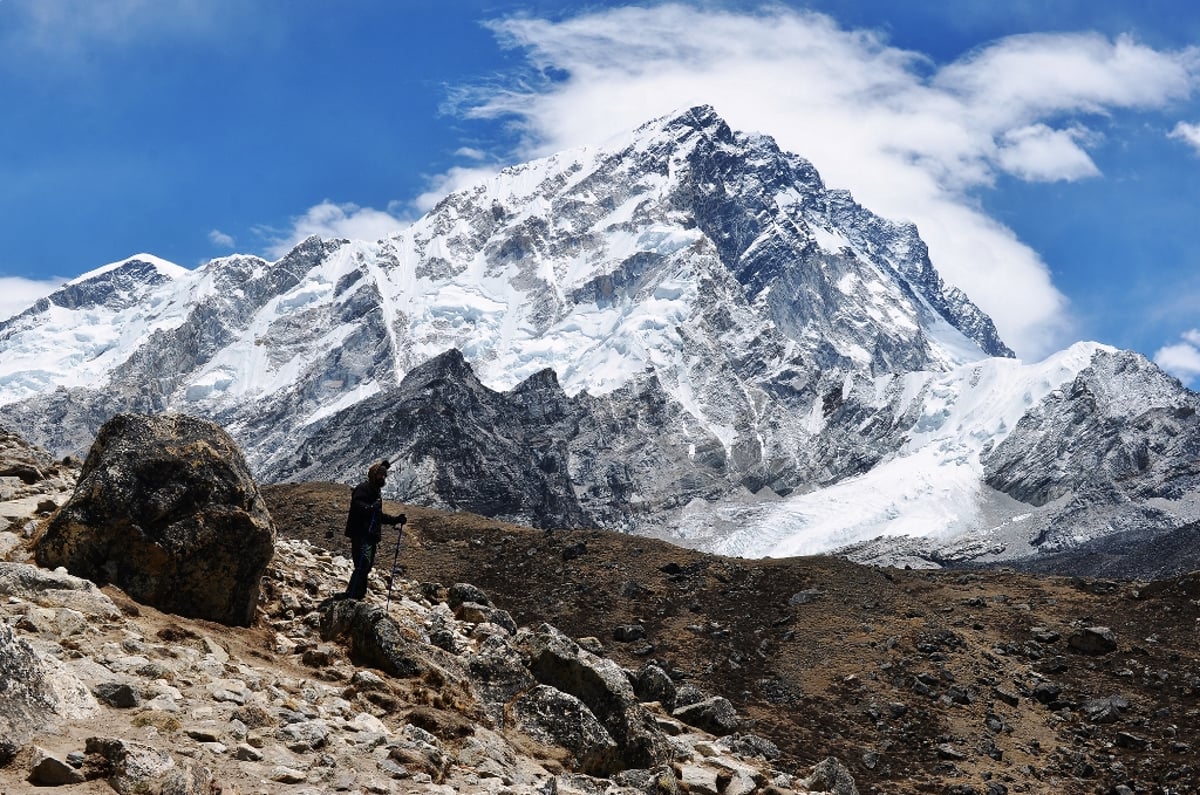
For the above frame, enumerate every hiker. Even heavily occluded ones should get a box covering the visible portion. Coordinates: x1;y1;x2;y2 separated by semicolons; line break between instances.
338;459;406;600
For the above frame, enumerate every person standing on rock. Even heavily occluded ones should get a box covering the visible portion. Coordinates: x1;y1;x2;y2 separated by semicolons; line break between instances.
338;459;406;600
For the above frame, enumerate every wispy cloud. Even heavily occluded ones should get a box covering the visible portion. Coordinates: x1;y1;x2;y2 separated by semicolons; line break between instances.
1169;120;1200;154
259;201;410;260
208;229;235;249
0;276;64;324
1154;329;1200;386
3;0;248;54
435;5;1200;359
996;124;1101;181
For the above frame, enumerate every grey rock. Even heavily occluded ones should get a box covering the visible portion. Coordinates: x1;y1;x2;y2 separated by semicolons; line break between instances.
633;663;677;710
93;682;141;709
467;634;538;727
234;743;263;761
613;624;646;643
520;623;671;771
611;765;680;794
271;765;308;784
349;669;389;692
1032;681;1062;704
455;601;517;635
447;582;491;609
672;696;740;736
278;719;330;752
85;736;179;795
0;562;122;620
788;589;822;606
0;622;97;747
28;750;86;786
673;683;708;709
1114;731;1149;751
1067;626;1117;655
320;598;467;686
799;756;860;795
1082;694;1129;724
677;763;720;795
993;687;1020;706
715;733;781;761
936;743;966;760
34;413;275;626
511;685;619;775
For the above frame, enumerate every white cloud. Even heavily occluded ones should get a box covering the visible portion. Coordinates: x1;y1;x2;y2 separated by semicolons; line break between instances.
438;4;1200;359
996;124;1101;181
1169;121;1200;154
0;276;65;324
1154;330;1200;385
260;201;409;260
208;229;235;249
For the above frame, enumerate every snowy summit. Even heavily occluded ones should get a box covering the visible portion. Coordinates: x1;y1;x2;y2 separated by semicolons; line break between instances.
0;106;1197;572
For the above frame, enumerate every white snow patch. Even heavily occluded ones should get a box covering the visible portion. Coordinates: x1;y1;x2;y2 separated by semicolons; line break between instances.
707;343;1107;558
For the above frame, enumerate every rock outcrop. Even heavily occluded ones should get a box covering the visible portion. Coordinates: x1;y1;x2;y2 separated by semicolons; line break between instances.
1;534;831;794
0;621;98;750
0;427;78;551
34;413;274;626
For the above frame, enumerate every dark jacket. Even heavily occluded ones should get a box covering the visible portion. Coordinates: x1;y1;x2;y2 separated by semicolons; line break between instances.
344;481;402;542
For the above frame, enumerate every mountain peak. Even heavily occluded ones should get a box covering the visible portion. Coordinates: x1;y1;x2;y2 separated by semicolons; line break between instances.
649;103;729;136
4;110;1192;571
68;253;188;287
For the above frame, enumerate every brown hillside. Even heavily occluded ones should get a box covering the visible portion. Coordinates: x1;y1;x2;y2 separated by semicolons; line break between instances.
264;482;1200;795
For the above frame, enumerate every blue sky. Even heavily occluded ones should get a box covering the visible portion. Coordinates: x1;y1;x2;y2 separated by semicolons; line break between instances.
2;1;1199;385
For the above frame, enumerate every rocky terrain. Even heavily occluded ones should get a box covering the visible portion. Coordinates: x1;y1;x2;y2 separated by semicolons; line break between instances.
0;423;859;795
2;424;1199;794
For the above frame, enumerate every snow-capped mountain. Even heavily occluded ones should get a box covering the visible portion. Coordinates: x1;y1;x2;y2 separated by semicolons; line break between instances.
1;106;1197;574
0;254;189;401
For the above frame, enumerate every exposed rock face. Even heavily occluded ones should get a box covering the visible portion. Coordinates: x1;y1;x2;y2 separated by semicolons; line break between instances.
518;623;673;771
0;621;97;748
318;598;477;708
984;350;1200;513
0;426;78;547
280;348;728;532
672;695;741;735
511;684;619;775
35;413;274;626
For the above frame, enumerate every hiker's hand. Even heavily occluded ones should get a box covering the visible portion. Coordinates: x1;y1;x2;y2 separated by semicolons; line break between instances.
397;513;407;525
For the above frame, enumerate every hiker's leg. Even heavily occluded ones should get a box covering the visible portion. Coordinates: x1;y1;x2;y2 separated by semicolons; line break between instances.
347;540;377;599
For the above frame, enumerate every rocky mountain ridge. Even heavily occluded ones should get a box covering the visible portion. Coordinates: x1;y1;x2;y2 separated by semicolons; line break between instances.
0;106;1198;571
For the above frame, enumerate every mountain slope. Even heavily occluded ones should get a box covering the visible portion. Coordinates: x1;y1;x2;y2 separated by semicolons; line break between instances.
0;106;1197;571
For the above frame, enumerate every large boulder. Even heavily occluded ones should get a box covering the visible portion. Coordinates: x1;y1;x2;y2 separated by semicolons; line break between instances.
34;413;275;626
519;623;672;771
511;685;619;775
466;633;538;727
319;598;478;711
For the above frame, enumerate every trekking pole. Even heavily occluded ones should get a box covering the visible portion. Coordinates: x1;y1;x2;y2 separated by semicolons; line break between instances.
385;515;406;613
